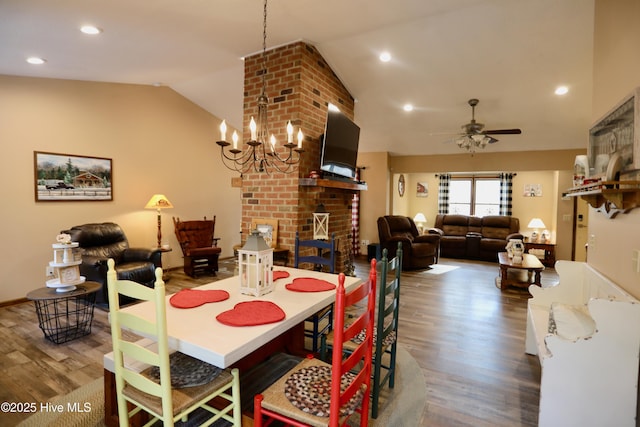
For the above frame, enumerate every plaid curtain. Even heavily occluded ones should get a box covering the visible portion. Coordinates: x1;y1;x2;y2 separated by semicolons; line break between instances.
438;174;451;214
499;172;514;216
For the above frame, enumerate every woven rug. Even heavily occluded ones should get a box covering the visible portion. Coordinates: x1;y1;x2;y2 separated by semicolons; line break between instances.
17;346;426;426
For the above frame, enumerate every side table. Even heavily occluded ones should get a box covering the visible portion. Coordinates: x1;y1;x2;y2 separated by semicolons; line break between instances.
525;242;556;267
27;281;101;344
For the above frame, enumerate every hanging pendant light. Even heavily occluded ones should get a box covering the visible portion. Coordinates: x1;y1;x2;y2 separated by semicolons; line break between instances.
216;0;303;174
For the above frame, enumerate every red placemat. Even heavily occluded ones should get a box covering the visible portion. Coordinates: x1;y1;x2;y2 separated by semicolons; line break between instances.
170;289;230;309
285;277;336;292
216;301;286;326
273;270;290;281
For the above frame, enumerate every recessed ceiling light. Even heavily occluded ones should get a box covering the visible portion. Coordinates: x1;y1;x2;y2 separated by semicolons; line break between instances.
403;104;414;112
555;85;569;95
26;57;46;65
379;52;391;63
80;25;102;35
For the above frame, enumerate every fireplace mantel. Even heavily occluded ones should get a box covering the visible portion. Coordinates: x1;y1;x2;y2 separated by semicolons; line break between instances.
299;178;367;191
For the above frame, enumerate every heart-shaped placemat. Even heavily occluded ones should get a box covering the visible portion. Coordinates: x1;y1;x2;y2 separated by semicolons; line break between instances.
216;300;286;326
170;289;230;309
273;270;290;281
285;277;336;292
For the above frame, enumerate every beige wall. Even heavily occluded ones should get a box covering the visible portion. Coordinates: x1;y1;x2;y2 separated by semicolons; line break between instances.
0;75;241;302
587;0;640;298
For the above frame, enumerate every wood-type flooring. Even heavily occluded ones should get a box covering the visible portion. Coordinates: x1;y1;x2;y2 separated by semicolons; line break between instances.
0;256;556;426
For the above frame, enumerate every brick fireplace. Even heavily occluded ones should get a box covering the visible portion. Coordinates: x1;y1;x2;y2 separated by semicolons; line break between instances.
240;41;360;272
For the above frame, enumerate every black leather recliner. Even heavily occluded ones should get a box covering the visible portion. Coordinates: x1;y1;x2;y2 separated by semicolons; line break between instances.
61;222;161;306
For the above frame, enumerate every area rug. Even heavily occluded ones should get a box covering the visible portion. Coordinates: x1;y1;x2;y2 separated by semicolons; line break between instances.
18;346;426;426
422;264;460;275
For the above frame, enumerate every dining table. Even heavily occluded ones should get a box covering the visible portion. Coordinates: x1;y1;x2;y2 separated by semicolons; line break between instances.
103;266;362;426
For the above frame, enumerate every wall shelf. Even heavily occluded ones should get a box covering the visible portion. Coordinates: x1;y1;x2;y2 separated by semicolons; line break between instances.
564;181;640;218
299;178;367;191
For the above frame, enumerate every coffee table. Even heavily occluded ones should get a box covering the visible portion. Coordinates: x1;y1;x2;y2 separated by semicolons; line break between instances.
497;252;544;290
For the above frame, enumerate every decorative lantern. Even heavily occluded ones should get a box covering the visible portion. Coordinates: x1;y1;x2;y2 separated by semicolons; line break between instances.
313;203;330;240
238;230;274;296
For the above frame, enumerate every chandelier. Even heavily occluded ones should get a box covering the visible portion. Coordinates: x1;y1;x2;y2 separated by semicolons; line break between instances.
456;134;497;153
216;0;303;174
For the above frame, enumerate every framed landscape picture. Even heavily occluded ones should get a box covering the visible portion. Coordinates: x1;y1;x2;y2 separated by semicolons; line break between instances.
34;151;113;202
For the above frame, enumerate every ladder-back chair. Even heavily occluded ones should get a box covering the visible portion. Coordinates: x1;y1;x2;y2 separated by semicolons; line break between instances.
294;231;337;353
254;260;377;427
321;243;403;419
106;259;241;426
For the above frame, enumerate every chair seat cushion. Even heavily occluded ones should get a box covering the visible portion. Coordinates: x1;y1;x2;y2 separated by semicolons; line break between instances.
143;352;223;388
284;364;364;418
185;247;222;257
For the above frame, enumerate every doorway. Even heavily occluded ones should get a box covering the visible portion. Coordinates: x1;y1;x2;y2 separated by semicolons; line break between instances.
573;198;589;261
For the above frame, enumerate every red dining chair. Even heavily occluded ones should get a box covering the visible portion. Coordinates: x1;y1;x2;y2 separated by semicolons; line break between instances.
254;259;377;427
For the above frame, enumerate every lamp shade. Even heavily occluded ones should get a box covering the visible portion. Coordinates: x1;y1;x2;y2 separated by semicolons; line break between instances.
413;213;427;223
145;194;174;210
527;218;546;229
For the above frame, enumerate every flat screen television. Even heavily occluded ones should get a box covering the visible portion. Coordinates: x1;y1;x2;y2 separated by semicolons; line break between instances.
320;109;360;180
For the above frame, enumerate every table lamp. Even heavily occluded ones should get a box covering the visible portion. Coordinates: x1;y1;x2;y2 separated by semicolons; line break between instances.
145;194;174;248
413;213;427;234
527;218;546;243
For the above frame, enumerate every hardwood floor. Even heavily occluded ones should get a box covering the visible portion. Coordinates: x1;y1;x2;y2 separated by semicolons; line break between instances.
0;256;556;426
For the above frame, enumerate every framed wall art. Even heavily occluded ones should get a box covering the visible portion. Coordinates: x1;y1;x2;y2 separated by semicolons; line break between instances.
589;87;640;179
416;182;428;197
34;151;112;202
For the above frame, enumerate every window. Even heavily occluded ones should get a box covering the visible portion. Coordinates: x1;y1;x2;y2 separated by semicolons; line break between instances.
449;176;500;216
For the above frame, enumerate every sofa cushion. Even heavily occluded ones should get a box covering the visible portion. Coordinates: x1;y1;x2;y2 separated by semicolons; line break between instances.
548;303;596;341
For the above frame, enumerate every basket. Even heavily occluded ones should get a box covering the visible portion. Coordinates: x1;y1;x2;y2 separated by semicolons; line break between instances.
33;292;97;344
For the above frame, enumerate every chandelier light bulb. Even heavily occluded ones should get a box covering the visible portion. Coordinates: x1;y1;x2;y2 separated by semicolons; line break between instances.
287;121;293;143
250;117;257;140
232;131;239;150
220;120;227;141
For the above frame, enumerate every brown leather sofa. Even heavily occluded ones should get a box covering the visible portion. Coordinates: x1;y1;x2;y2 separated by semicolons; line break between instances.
377;215;440;270
430;214;523;262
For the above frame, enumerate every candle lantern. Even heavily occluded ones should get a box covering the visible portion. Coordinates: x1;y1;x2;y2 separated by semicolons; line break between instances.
238;230;274;296
313;204;330;240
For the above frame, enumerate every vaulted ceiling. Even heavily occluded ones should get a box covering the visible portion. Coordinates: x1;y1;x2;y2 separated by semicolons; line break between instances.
0;0;594;155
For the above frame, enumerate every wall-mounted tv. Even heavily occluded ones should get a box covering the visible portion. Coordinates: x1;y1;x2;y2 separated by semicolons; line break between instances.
320;108;360;180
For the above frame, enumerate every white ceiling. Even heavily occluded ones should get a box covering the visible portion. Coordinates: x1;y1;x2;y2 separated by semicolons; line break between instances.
0;0;595;156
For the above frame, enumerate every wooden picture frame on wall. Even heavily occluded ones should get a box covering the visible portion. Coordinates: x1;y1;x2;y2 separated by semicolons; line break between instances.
250;218;279;248
34;151;112;202
589;87;640;179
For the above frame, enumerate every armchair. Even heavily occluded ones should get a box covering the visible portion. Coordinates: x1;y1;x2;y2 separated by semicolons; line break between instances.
61;222;161;306
377;215;440;270
173;216;221;277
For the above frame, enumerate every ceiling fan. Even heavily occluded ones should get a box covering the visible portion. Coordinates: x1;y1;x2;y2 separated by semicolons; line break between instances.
453;98;522;151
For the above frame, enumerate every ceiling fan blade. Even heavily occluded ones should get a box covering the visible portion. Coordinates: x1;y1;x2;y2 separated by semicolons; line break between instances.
483;128;522;135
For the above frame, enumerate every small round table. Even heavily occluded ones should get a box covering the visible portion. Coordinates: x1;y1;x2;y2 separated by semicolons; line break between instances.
27;281;101;344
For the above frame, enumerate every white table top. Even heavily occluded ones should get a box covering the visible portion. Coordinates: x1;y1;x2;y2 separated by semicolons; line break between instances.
113;267;362;368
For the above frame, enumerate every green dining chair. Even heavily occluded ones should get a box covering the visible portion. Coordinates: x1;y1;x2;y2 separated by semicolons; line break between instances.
321;243;403;419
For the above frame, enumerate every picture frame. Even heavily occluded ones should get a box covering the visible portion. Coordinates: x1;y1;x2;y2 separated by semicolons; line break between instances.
416;182;428;197
250;218;279;248
589;87;640;178
34;151;112;202
524;184;542;197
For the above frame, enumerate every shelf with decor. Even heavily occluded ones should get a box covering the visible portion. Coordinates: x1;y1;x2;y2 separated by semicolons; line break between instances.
564;180;640;218
299;178;367;191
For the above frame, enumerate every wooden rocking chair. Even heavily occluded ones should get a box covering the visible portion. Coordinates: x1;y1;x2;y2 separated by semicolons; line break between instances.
173;216;221;277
